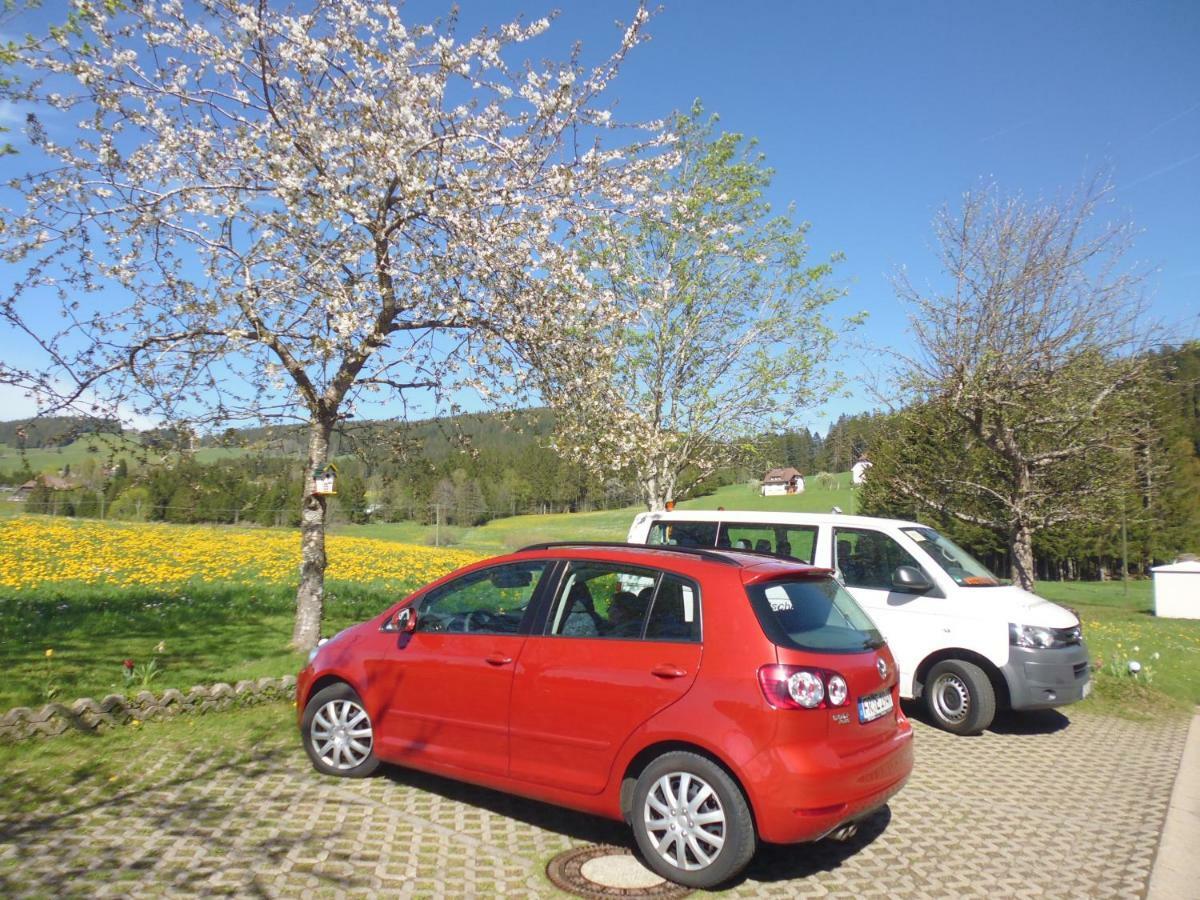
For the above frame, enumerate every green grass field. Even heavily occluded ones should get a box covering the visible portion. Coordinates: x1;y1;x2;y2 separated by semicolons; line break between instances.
1035;579;1200;715
0;580;404;710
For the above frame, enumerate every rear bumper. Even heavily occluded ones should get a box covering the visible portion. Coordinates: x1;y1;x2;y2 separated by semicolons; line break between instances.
746;716;914;844
1002;642;1091;710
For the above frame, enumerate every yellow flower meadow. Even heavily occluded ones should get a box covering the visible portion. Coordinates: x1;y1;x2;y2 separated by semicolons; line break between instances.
0;517;482;591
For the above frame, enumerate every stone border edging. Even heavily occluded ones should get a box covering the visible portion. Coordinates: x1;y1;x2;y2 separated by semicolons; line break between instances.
0;675;297;742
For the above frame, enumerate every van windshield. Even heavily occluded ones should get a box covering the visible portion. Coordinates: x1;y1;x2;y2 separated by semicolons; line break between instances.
902;528;1001;587
746;578;884;653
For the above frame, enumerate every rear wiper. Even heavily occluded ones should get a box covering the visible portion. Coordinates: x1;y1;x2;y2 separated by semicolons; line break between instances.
862;637;885;650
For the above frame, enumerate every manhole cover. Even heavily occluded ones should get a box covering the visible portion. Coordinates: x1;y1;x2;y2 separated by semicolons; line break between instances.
545;844;692;899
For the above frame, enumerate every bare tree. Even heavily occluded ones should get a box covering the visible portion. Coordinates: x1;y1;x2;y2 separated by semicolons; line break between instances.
550;104;846;510
888;175;1157;589
0;0;667;648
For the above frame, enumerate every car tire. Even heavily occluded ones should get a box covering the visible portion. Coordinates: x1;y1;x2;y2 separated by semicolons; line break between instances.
301;682;380;777
630;751;756;889
923;659;996;735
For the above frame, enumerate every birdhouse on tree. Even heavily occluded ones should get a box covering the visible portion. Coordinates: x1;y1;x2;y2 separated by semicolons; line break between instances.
312;463;338;496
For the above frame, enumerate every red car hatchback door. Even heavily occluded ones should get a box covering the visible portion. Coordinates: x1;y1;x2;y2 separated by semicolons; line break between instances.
508;561;703;794
372;561;548;777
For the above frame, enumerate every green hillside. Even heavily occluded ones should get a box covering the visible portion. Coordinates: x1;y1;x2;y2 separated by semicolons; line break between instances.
0;433;142;474
333;471;859;554
676;473;858;514
0;434;250;476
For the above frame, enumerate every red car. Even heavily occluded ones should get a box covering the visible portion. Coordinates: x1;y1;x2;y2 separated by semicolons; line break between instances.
297;542;913;888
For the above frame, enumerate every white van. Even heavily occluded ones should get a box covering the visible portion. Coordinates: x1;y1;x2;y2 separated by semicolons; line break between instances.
626;510;1091;734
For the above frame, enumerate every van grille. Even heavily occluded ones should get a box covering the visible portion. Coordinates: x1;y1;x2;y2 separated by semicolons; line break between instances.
1073;662;1089;679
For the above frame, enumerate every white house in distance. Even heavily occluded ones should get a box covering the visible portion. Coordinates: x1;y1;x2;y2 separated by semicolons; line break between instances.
761;467;804;496
851;458;873;485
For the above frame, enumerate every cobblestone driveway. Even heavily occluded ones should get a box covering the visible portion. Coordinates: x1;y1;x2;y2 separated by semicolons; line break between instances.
0;706;1189;898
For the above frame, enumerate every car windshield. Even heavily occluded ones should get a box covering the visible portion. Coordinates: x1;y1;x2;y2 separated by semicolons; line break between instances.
746;578;884;653
902;528;1001;586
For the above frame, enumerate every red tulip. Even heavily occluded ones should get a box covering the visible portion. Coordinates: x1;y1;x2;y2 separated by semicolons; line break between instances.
123;658;135;671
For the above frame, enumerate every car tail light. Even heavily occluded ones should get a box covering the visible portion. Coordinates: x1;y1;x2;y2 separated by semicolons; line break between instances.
758;664;850;710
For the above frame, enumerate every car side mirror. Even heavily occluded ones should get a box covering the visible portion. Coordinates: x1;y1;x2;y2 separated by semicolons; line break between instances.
385;607;419;633
892;565;933;593
397;608;418;633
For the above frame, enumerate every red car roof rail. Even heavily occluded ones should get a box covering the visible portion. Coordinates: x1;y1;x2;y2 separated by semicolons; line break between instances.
516;541;743;566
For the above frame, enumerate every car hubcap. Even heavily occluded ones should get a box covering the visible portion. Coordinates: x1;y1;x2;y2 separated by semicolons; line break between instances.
311;698;373;770
643;772;726;871
932;673;970;723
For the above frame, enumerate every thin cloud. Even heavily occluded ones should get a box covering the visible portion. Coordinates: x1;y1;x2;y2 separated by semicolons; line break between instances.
1121;150;1200;191
979;115;1041;143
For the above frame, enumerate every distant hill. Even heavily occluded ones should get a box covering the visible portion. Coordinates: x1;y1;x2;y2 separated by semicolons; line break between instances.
0;416;122;449
0;408;557;473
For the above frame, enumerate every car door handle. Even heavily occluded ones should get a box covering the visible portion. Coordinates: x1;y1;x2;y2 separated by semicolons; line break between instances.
651;664;687;679
485;653;513;666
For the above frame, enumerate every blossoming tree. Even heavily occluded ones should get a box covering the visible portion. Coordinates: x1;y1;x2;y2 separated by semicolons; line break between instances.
552;105;847;510
0;0;666;648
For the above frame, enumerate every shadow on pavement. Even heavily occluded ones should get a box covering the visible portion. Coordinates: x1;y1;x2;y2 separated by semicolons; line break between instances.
379;763;893;888
739;806;892;885
0;743;373;897
987;708;1071;735
379;764;629;847
899;700;1071;736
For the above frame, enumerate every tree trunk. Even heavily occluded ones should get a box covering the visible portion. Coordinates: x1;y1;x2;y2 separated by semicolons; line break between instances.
1009;521;1035;592
293;417;333;650
640;463;676;512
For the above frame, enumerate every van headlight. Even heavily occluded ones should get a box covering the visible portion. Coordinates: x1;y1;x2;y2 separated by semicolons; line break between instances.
1009;623;1060;649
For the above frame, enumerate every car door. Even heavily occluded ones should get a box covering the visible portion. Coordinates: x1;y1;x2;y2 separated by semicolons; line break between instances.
508;561;703;795
832;527;942;685
370;560;549;777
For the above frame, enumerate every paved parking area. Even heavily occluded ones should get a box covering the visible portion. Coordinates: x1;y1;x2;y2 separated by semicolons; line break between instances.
0;707;1190;898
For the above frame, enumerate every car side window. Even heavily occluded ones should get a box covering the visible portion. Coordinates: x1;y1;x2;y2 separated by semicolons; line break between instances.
644;574;701;642
546;562;660;639
717;524;818;562
833;528;923;590
648;521;719;548
417;562;546;635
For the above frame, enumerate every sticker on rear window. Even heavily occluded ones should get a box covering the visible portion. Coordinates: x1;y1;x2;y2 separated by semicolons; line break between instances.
764;585;793;612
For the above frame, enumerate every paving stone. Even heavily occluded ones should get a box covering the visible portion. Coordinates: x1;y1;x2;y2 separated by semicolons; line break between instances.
0;710;1189;897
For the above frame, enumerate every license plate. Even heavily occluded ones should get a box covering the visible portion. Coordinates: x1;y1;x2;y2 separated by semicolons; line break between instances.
1082;680;1092;699
858;690;894;724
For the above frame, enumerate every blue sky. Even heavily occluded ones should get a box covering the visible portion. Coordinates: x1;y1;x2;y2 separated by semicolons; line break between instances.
2;1;1198;430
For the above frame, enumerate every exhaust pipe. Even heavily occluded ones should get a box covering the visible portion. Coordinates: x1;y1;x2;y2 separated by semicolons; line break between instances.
827;822;858;842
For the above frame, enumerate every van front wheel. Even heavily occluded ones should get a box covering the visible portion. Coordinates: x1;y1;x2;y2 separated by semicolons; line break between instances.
924;659;995;735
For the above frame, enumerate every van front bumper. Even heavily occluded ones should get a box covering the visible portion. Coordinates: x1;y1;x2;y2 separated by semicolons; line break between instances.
1002;642;1091;710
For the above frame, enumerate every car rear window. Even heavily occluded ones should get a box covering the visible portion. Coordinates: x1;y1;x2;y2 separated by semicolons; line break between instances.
746;578;884;653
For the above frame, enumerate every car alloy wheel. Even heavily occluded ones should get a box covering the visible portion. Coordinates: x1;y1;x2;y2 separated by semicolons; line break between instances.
311;697;374;770
301;682;380;777
630;751;755;889
643;771;727;871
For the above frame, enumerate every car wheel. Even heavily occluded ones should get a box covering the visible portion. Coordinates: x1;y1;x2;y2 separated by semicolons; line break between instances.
301;683;380;777
630;751;756;889
924;659;996;735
